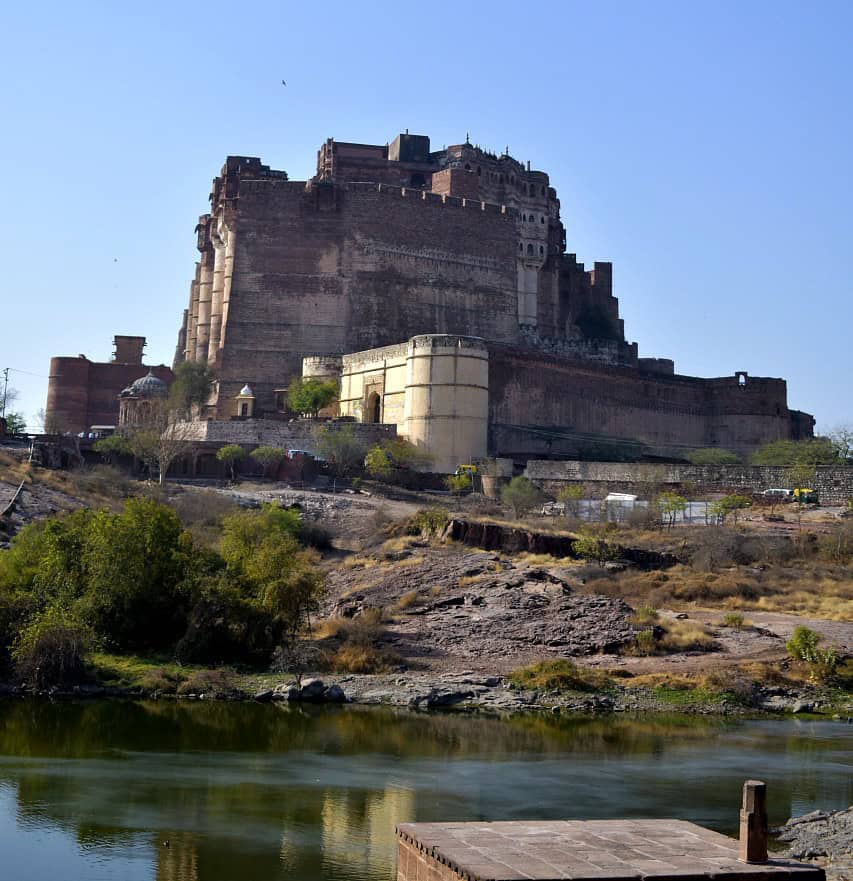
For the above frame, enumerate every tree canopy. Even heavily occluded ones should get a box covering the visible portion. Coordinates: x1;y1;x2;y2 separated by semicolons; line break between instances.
168;361;215;417
287;378;338;418
751;437;840;467
687;448;741;465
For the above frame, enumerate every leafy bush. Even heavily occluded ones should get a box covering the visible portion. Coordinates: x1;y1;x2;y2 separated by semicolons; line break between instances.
406;508;448;538
12;609;91;689
364;439;432;485
175;577;278;665
500;476;543;518
786;626;838;681
571;530;620;567
687;448;741;465
445;472;472;494
709;494;752;525
722;612;746;629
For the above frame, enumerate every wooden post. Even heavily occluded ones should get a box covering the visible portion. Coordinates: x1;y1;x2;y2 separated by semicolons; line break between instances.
738;779;768;863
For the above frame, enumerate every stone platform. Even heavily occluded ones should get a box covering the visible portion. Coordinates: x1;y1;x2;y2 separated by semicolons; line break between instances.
396;819;824;881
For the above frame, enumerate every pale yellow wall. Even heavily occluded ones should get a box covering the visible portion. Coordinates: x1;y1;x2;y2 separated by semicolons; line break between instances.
335;335;489;473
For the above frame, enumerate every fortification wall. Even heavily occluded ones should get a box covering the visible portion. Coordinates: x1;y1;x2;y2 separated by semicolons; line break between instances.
489;349;795;460
46;357;173;434
524;460;853;506
215;180;521;416
178;418;394;449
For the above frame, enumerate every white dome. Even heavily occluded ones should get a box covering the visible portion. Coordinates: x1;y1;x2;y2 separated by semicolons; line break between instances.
238;384;254;397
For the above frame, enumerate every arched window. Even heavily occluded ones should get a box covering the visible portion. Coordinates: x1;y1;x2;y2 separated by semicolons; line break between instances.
518;242;523;253
541;186;546;196
527;243;534;255
541;215;545;224
477;166;481;176
539;245;544;255
464;163;471;171
410;172;426;188
529;183;535;196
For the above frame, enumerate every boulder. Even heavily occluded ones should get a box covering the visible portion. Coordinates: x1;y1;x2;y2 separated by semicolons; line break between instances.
324;683;347;703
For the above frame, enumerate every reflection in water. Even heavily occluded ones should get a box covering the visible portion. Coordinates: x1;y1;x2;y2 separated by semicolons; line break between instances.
0;699;850;881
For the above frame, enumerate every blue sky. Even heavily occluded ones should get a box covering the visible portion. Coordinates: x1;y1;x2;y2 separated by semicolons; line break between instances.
2;0;851;431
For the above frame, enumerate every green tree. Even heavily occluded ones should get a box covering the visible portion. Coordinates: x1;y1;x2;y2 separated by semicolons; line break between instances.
364;438;432;485
216;444;245;481
751;437;839;467
656;491;688;529
287;378;338;418
709;494;752;525
168;361;214;417
250;445;285;478
316;425;368;477
500;476;543;519
687;448;741;465
220;503;324;667
556;485;584;518
2;412;26;434
571;529;620;567
80;498;192;649
364;446;394;480
93;434;130;464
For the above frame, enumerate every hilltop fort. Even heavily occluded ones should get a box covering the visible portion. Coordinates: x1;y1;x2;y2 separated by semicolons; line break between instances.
47;132;814;471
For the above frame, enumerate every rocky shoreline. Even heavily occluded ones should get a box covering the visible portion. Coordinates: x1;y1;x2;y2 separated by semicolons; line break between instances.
2;671;850;719
777;807;853;880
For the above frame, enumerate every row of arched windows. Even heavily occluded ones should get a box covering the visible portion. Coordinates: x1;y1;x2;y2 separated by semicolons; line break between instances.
461;163;548;197
518;242;546;256
521;213;546;224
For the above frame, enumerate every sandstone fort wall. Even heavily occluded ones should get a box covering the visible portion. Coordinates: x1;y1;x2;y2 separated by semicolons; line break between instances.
524;460;853;506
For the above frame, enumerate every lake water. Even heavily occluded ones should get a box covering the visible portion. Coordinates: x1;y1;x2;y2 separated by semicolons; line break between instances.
0;700;850;881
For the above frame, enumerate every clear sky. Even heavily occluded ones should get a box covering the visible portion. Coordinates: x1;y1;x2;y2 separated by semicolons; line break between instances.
2;0;851;432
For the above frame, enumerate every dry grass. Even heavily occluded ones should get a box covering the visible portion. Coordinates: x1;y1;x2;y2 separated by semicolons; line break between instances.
321;644;401;674
394;590;420;610
596;563;853;621
628;618;717;656
508;659;611;692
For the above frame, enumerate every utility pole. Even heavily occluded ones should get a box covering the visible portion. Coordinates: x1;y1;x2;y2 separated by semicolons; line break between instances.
1;367;8;418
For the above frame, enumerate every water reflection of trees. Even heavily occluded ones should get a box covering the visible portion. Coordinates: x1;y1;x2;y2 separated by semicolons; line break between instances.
0;700;851;881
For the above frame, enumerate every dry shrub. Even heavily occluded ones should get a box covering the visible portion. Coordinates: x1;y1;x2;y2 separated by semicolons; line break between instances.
508;659;610;692
324;644;401;674
395;590;420;610
659;620;717;653
170;490;239;528
629;606;659;626
627;619;717;656
139;668;185;694
176;668;238;697
71;465;133;500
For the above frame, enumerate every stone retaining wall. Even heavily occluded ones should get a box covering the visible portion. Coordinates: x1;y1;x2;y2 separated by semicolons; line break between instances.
524;460;853;505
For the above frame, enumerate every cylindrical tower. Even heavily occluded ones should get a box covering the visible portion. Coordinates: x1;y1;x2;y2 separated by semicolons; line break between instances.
302;355;343;417
45;356;91;434
403;335;488;473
